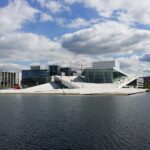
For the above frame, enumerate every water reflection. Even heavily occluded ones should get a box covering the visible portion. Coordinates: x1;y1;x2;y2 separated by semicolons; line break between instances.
0;94;150;150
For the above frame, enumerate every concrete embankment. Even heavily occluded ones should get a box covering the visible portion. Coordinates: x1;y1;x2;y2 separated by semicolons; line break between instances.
0;87;147;95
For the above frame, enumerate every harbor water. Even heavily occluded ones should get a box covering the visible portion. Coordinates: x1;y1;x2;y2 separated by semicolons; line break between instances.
0;93;150;150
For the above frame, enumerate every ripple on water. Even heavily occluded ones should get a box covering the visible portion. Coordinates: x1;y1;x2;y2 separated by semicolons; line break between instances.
0;94;150;150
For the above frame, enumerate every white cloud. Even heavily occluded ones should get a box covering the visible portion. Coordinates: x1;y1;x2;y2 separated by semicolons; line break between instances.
0;0;94;71
44;1;62;13
66;18;87;28
0;0;38;33
117;56;150;76
60;21;150;55
140;53;150;62
40;13;53;22
64;0;150;25
0;30;95;71
2;31;106;74
0;32;65;62
36;0;70;14
63;18;100;29
0;63;22;72
1;0;150;75
55;17;103;29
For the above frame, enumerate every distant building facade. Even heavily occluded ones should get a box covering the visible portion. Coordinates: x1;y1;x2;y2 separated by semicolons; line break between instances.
0;72;19;88
48;65;60;76
22;66;49;88
21;65;73;88
60;67;72;76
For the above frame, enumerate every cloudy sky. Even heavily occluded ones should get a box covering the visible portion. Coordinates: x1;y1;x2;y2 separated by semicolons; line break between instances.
0;0;150;76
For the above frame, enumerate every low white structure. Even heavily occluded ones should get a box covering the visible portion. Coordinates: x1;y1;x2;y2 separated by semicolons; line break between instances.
0;79;146;95
0;60;147;95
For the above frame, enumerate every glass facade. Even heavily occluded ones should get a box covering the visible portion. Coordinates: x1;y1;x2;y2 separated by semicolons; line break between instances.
113;71;126;81
22;70;49;87
48;65;60;76
84;69;126;83
85;69;113;83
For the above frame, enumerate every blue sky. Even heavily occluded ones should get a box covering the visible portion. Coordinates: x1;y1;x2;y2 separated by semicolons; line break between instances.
22;0;100;38
0;0;150;75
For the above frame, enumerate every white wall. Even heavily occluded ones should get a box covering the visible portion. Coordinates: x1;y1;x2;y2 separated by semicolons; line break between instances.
92;60;120;69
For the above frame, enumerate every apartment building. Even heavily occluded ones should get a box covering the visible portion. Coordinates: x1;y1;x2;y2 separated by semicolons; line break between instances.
0;72;19;88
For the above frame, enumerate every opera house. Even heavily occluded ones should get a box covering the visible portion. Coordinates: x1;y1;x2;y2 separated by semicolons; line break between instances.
0;60;147;95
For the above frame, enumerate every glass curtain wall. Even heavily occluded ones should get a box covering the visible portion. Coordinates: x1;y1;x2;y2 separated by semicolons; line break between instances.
84;69;127;83
22;70;49;88
113;71;126;81
85;69;113;83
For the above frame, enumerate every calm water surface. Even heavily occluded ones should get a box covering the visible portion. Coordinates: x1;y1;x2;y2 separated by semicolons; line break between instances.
0;93;150;150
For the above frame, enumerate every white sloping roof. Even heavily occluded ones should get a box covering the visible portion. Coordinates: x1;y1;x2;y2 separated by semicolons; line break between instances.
113;67;128;76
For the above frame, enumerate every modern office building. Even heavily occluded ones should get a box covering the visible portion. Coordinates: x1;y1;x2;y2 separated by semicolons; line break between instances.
0;72;19;88
21;65;73;87
22;66;49;88
48;65;60;76
60;67;72;76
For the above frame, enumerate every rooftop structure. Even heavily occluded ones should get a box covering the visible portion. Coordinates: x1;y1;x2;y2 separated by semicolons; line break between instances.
93;60;120;70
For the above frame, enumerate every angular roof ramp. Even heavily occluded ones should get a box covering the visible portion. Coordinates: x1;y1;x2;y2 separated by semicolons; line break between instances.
54;76;79;89
116;75;140;88
113;67;128;77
